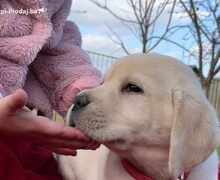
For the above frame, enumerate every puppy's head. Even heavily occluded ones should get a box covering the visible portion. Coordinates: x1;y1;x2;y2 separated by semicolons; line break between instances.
68;54;220;178
69;54;170;149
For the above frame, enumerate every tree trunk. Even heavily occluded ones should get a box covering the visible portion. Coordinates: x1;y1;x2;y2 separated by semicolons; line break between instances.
201;79;211;97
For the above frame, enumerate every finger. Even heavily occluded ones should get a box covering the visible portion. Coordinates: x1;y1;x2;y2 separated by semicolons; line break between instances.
0;89;28;116
5;112;91;143
41;138;91;149
51;148;77;156
83;141;100;150
90;142;100;150
58;126;91;141
29;117;91;141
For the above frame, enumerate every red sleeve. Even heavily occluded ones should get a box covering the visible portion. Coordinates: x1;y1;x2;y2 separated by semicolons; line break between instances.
0;137;63;180
219;165;220;180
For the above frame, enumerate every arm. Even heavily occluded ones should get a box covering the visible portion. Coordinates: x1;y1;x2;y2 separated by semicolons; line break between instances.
0;89;99;155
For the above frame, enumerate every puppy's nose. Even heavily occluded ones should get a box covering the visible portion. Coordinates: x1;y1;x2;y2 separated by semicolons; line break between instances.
72;93;90;111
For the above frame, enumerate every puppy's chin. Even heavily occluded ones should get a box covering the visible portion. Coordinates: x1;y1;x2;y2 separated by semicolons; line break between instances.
73;119;131;152
68;107;132;152
104;139;132;154
79;126;132;152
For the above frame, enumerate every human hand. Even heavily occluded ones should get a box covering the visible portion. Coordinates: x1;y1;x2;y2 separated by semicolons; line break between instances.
0;89;99;155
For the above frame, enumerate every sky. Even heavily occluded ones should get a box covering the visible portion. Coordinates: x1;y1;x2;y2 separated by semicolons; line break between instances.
68;0;219;77
68;1;186;57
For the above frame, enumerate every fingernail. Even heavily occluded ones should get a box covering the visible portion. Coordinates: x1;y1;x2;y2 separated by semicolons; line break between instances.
72;151;77;156
84;144;100;150
77;136;91;142
92;144;100;150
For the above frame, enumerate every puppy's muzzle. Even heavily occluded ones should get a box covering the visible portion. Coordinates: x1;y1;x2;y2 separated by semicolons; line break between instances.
69;93;90;127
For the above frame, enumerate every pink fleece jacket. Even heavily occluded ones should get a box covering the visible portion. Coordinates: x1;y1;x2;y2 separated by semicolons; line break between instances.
0;0;102;117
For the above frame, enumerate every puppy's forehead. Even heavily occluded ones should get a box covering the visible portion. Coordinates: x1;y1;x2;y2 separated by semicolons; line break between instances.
105;55;150;81
106;53;187;80
105;53;200;90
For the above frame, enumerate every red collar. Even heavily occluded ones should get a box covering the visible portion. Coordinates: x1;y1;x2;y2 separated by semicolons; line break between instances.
121;159;154;180
121;159;188;180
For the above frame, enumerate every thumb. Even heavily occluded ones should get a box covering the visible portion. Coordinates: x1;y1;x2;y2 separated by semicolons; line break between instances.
0;89;28;115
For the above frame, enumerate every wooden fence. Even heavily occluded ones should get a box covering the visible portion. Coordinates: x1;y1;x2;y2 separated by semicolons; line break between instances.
208;79;220;117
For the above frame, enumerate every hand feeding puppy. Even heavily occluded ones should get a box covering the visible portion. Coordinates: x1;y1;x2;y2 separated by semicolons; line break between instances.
58;53;220;180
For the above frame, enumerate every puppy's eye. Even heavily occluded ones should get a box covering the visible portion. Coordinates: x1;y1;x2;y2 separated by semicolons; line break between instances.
122;83;144;93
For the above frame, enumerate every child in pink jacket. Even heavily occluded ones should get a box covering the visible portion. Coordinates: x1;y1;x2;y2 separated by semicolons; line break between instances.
0;0;102;179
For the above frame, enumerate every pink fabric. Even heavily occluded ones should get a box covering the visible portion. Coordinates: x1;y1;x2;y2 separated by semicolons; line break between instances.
0;84;5;97
0;0;102;117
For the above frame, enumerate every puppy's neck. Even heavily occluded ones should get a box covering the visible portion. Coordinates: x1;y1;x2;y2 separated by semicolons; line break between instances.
114;145;171;180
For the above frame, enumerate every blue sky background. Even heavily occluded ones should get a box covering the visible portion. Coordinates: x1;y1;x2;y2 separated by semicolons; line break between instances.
68;0;219;77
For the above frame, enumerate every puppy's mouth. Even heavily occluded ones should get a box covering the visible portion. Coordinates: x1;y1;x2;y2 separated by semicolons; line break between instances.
72;123;130;153
74;124;126;148
104;138;126;145
68;109;128;150
103;138;131;154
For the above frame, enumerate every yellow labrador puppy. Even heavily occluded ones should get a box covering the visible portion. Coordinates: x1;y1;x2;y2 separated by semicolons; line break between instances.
58;54;220;180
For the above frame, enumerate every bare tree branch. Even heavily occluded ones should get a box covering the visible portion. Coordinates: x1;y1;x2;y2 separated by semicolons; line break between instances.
179;0;204;79
149;36;197;57
89;0;138;24
214;65;220;76
176;0;220;92
89;0;175;53
147;0;177;53
148;0;170;26
106;25;130;55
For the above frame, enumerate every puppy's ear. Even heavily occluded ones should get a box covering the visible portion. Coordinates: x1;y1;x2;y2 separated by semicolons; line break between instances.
168;90;220;179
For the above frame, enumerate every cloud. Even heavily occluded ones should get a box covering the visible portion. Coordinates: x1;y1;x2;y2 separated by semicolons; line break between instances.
69;0;130;30
70;0;177;29
82;34;127;57
68;0;191;56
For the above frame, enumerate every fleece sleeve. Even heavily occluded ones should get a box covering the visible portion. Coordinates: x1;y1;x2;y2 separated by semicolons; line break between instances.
31;21;102;116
